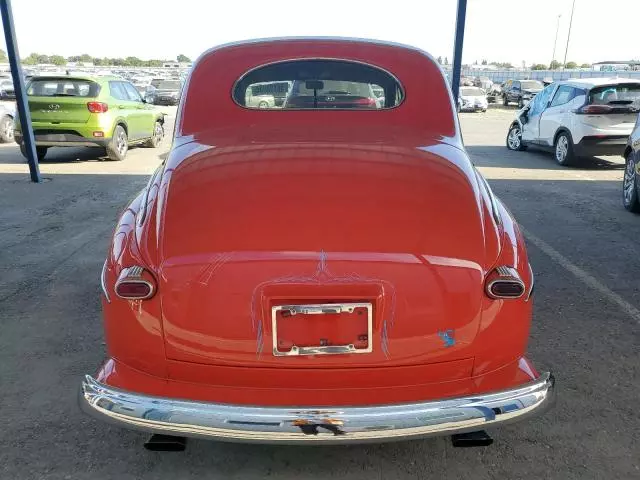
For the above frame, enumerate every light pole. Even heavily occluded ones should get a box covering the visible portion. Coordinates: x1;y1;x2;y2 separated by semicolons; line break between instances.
563;0;576;69
551;14;561;69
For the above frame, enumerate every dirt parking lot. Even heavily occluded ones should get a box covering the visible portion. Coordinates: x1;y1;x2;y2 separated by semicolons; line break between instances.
1;106;638;479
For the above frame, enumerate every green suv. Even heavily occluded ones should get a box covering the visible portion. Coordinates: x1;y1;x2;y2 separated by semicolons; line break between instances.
15;75;165;161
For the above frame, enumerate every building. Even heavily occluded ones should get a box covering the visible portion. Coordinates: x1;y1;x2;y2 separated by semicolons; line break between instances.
592;61;640;72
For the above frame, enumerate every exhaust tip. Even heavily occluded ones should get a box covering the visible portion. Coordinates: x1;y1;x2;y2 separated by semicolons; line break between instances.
451;430;494;447
144;434;187;452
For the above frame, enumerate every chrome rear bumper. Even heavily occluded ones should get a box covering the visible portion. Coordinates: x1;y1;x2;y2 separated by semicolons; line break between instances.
79;372;555;444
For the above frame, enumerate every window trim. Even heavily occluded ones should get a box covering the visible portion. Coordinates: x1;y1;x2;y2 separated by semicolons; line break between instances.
231;57;406;111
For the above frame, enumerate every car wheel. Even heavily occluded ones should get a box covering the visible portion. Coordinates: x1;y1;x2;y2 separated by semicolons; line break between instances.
554;132;576;166
506;124;526;151
503;95;508;106
20;143;48;161
106;125;128;161
258;101;269;109
623;152;640;212
0;115;14;143
143;121;164;148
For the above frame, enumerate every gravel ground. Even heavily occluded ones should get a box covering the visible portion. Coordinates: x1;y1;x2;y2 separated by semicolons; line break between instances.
0;106;638;479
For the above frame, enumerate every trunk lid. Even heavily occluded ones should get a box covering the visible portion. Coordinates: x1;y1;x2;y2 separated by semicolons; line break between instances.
158;130;494;368
28;96;93;124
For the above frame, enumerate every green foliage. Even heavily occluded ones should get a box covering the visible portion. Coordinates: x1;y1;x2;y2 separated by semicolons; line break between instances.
531;63;548;70
49;55;66;66
565;61;578;69
550;60;561;70
176;54;191;63
0;49;7;62
580;63;591;69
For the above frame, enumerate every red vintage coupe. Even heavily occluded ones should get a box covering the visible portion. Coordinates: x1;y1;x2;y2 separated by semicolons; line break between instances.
80;38;554;447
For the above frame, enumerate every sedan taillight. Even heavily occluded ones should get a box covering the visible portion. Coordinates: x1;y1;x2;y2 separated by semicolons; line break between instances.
485;266;525;299
114;265;155;300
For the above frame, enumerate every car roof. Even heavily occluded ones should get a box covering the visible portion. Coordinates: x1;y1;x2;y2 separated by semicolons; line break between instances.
559;77;640;89
30;74;121;83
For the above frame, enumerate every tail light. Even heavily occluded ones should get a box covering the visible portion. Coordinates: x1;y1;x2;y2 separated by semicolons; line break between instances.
573;104;612;115
485;266;525;299
115;265;155;300
87;102;109;113
353;98;378;108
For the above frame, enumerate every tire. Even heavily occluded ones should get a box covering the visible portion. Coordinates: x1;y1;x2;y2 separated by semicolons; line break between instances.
506;124;526;151
143;121;164;148
0;115;14;143
623;152;640;212
554;132;576;166
20;143;48;161
106;125;128;161
503;95;508;106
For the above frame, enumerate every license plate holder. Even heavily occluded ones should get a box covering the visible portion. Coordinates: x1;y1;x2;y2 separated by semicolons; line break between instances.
271;303;373;356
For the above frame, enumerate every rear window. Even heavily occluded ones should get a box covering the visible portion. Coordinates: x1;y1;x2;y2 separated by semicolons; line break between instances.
157;81;181;90
26;78;100;97
460;87;484;96
521;80;543;90
234;59;404;110
589;84;640;105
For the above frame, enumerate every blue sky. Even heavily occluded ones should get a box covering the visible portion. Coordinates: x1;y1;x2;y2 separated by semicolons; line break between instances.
4;0;638;65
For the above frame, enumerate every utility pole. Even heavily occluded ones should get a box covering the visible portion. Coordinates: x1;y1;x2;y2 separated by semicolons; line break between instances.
551;14;561;68
450;0;468;105
562;0;576;69
0;0;41;182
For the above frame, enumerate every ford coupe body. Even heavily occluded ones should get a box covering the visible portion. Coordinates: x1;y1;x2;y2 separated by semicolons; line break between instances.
80;38;555;445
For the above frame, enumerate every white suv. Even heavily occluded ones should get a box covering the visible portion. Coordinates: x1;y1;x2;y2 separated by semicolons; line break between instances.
505;78;640;166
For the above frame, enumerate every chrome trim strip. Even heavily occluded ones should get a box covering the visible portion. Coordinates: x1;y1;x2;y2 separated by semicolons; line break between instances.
100;260;111;303
271;303;373;356
79;372;555;445
526;263;535;302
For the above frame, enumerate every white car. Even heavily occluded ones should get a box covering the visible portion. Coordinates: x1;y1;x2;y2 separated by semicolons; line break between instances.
244;84;276;109
506;78;640;166
458;87;488;112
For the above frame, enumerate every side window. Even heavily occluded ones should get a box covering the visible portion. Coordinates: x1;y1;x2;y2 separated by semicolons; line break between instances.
513;81;520;90
109;81;128;101
528;84;555;116
550;85;575;107
123;82;143;102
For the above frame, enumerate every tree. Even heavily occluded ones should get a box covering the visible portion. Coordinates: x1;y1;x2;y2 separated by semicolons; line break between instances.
550;60;561;70
0;49;6;62
531;63;548;70
437;56;443;64
481;59;487;65
49;55;66;66
444;57;449;65
22;53;40;65
565;61;578;69
176;54;191;63
580;63;591;69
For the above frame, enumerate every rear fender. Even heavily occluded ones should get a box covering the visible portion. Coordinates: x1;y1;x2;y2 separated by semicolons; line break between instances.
102;184;166;378
473;199;533;379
